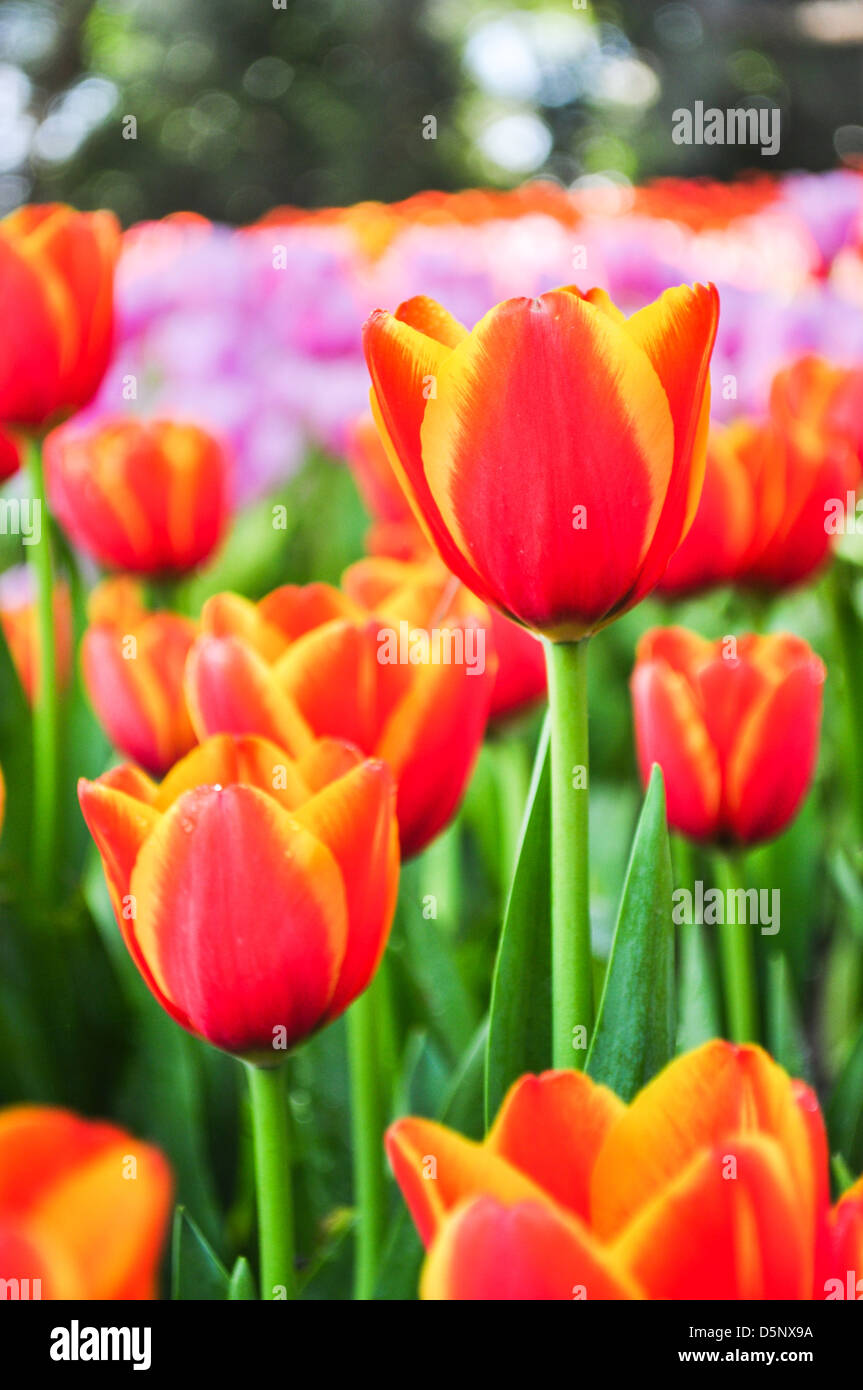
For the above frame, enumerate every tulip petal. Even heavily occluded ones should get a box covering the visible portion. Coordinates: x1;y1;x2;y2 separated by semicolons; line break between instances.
130;784;348;1055
386;1116;547;1248
487;1070;624;1222
293;759;398;1017
185;635;315;756
614;1135;808;1299
630;661;720;839
422;1197;639;1301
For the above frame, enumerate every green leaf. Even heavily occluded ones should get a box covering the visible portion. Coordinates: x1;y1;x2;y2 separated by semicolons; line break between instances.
484;715;551;1129
587;764;675;1101
766;952;810;1080
827;1020;863;1173
171;1207;229;1301
228;1256;257;1301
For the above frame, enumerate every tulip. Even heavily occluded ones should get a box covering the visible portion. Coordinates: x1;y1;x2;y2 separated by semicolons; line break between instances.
82;577;197;775
0;205;120;428
387;1040;859;1300
0;1105;171;1299
0;565;72;705
363;284;718;640
365;283;718;1066
79;732;398;1058
631;627;825;847
184;582;495;857
45;416;230;574
0;428;22;482
80;731;398;1302
657;427;757;596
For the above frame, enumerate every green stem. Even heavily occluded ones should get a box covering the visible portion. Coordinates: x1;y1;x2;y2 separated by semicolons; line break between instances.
347;988;386;1299
545;638;592;1068
27;437;58;899
245;1062;295;1300
715;851;759;1043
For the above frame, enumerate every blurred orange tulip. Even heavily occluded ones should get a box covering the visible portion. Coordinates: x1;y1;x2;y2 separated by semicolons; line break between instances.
79;733;399;1059
82;577;197;775
660;413;856;596
631;627;825;845
45;416;230;574
387;1040;860;1300
0;1105;171;1299
363;283;718;639
0;205;120;428
0;565;72;705
184;581;495;855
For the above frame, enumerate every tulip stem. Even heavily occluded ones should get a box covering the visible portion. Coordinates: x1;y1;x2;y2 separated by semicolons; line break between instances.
716;851;759;1043
27;437;59;901
545;637;593;1069
246;1062;295;1300
347;987;386;1299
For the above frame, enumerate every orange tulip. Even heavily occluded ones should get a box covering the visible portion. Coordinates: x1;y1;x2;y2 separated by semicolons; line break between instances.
387;1040;859;1300
631;627;825;845
363;284;718;640
79;733;399;1059
0;1105;171;1299
0;565;72;705
660;413;856;596
0;205;120;428
82;577;197;775
183;582;495;856
45;416;230;574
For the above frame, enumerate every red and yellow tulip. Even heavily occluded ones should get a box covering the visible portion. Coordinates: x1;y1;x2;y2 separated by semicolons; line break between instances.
0;205;120;428
387;1041;861;1300
0;1105;171;1299
184;581;495;856
631;627;825;845
661;414;855;596
79;733;399;1059
82;577;197;775
363;283;718;639
45;416;230;574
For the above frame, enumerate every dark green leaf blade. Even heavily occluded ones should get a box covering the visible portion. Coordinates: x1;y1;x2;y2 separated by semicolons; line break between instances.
484;715;551;1128
587;764;675;1100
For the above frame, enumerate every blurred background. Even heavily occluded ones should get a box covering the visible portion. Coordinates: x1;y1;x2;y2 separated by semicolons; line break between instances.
3;0;863;223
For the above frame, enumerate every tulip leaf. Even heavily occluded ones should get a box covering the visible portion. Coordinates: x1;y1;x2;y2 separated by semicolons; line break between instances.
587;764;675;1101
484;715;551;1129
676;922;721;1052
766;952;810;1080
171;1207;230;1301
228;1256;258;1301
827;1019;863;1173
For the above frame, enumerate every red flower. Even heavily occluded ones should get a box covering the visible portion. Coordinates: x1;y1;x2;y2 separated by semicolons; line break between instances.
363;284;718;639
0;1105;171;1299
631;627;825;845
79;734;399;1059
0;205;120;428
45;417;230;574
184;582;495;856
387;1041;859;1300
